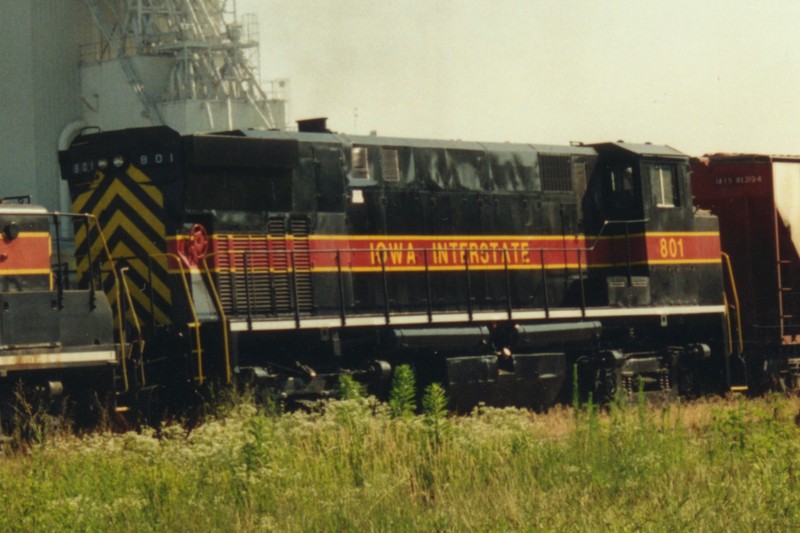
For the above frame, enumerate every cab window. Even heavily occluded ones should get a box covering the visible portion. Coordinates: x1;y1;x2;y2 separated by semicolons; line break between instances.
596;163;641;219
650;164;679;207
609;165;634;193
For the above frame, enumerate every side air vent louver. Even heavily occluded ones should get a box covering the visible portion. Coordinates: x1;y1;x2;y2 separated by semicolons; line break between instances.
381;148;400;182
539;154;572;192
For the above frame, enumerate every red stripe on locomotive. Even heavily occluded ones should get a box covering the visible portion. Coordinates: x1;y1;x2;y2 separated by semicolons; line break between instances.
166;231;720;273
0;233;51;275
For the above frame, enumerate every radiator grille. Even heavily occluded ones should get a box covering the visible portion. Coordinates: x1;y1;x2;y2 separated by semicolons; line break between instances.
213;218;314;317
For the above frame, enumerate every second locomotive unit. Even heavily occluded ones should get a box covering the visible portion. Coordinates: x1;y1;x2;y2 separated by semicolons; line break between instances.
60;121;731;409
0;199;120;420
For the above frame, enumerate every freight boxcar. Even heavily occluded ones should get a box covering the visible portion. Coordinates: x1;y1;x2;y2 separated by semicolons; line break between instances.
692;154;800;390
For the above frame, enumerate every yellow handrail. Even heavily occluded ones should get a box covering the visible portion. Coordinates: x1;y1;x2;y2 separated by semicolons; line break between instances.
151;252;205;385
721;252;744;354
200;251;232;384
81;213;129;392
119;266;146;386
722;292;734;356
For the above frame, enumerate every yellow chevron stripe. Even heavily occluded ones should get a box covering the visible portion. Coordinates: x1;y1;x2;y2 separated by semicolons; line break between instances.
119;279;170;326
72;167;163;213
72;187;96;215
71;181;172;308
76;247;170;306
81;242;170;326
71;168;172;327
126;287;169;325
75;210;165;263
127;166;164;205
73;179;165;243
106;240;172;306
77;209;167;264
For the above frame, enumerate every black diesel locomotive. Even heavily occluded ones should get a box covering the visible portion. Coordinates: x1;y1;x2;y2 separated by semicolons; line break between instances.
59;123;735;409
0;200;120;418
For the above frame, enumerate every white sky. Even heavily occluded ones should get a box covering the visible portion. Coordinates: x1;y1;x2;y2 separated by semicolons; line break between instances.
238;0;800;156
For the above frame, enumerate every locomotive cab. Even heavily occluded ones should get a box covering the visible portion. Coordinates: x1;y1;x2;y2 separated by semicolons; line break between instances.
584;142;721;308
575;143;729;395
586;141;692;228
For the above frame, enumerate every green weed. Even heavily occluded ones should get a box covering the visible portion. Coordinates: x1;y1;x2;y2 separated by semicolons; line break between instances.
0;384;796;531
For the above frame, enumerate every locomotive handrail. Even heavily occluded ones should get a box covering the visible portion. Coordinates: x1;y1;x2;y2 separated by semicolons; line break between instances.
10;209;102;309
336;250;347;326
196;218;648;274
379;250;390;324
721;252;744;354
723;292;734;357
290;249;301;328
119;266;146;387
200;245;586;324
67;212;129;392
150;252;205;386
202;247;509;322
198;251;232;384
52;214;63;308
424;249;434;322
147;255;155;331
540;249;550;318
194;219;659;331
578;249;586;316
243;253;253;329
464;248;473;321
586;218;649;251
503;250;511;320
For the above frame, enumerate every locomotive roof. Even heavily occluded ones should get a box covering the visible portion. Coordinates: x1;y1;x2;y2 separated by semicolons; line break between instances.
206;129;597;157
69;126;679;161
590;141;686;159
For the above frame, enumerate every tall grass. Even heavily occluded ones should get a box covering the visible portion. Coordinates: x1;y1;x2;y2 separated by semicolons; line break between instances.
0;392;799;531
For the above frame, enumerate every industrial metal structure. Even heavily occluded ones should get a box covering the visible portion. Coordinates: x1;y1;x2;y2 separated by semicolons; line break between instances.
0;0;285;213
80;0;285;133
